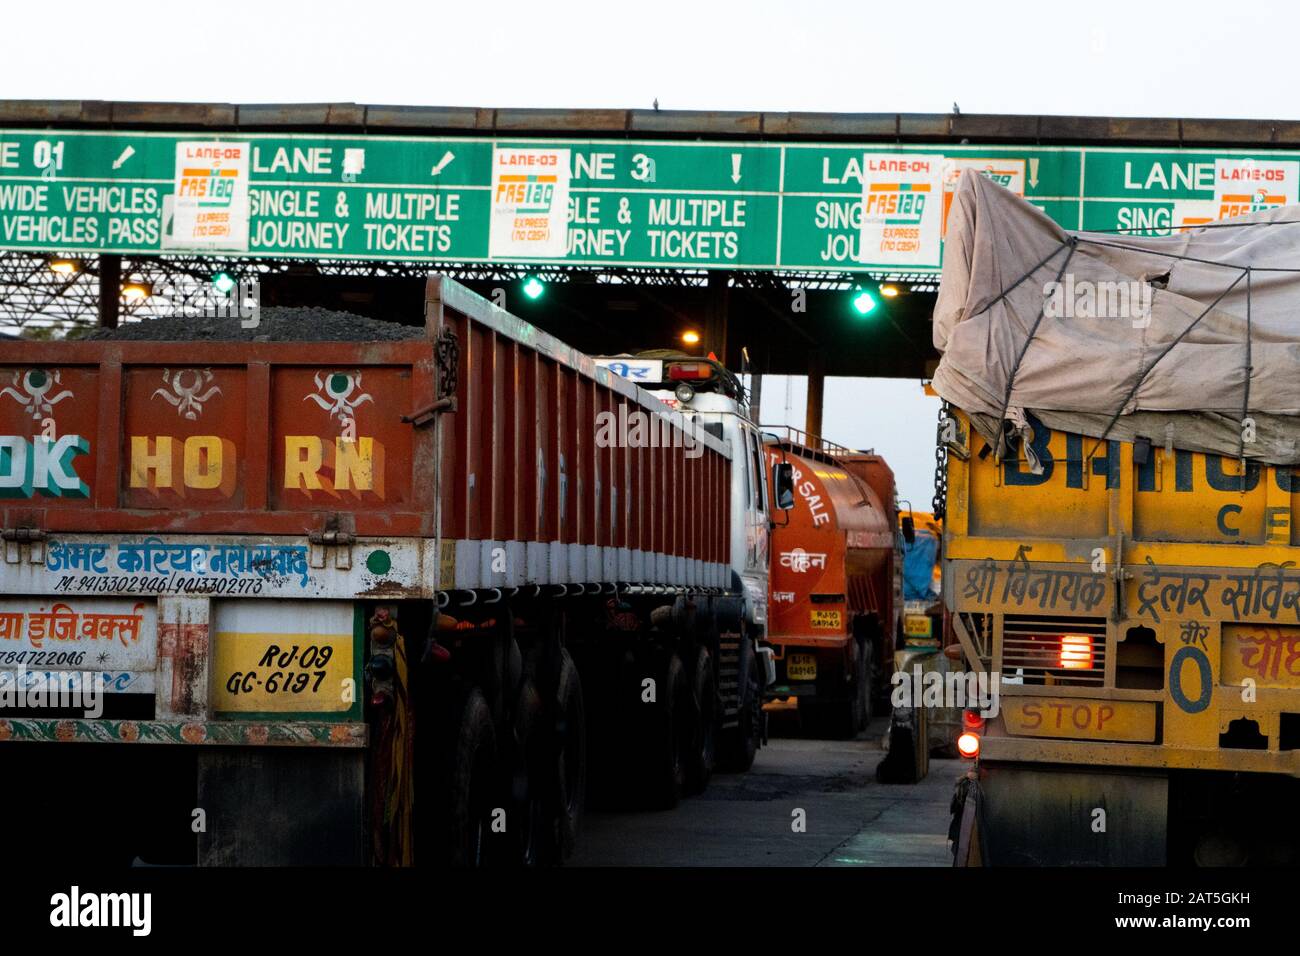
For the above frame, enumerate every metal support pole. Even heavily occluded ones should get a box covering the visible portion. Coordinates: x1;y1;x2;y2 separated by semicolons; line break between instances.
805;350;825;449
704;270;730;362
98;254;120;329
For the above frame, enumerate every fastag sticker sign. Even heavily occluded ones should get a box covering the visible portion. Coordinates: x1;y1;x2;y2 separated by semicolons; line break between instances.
168;141;251;250
859;153;942;267
1213;158;1300;218
488;146;571;258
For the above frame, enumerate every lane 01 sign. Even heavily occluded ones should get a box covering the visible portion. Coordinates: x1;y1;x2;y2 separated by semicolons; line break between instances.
2;128;1299;271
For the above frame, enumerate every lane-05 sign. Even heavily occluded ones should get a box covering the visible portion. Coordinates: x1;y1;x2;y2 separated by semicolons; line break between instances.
1;128;1299;271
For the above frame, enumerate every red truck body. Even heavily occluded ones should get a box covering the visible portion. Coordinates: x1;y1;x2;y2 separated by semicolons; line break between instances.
763;435;900;735
0;277;745;865
1;278;729;574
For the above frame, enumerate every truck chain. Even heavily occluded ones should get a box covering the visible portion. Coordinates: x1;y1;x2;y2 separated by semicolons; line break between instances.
436;326;460;401
933;399;950;521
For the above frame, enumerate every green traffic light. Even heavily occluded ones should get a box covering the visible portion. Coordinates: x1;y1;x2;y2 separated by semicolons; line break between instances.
851;288;877;316
212;272;236;295
523;276;546;300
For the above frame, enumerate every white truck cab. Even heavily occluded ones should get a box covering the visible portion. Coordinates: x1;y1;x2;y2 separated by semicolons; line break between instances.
594;354;787;686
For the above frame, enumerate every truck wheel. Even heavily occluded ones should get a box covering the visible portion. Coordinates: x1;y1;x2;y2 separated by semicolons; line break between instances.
549;649;586;861
686;647;716;795
717;638;760;772
804;642;869;740
876;706;929;784
510;680;547;866
852;637;872;732
646;652;690;809
446;688;498;866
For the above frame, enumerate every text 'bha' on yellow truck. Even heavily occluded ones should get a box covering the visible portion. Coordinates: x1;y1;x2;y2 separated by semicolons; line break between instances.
937;170;1300;866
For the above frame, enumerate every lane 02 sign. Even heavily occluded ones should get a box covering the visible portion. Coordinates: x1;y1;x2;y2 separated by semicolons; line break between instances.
2;128;1299;271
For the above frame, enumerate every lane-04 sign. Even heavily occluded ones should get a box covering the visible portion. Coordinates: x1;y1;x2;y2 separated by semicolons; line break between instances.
2;129;1300;271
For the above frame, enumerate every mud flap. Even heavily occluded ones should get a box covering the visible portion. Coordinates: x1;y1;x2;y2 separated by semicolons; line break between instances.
197;748;366;865
876;705;929;784
975;762;1167;866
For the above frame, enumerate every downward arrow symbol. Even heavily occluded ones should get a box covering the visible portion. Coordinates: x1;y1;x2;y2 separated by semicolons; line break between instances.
430;151;455;176
1028;157;1039;189
731;153;742;184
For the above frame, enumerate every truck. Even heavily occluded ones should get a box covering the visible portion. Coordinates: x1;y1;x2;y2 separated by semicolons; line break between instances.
942;407;1300;865
759;429;901;738
877;509;961;783
0;277;787;866
937;170;1300;865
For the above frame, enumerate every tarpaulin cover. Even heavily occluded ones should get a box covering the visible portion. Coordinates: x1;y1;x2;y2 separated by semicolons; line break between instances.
902;530;939;601
933;169;1300;465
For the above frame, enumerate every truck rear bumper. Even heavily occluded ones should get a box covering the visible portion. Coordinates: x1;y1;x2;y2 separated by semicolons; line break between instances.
980;734;1300;778
976;761;1169;865
0;717;367;746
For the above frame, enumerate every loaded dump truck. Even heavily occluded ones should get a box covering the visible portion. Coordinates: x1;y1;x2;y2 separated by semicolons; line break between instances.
0;277;783;866
760;430;901;737
938;170;1300;865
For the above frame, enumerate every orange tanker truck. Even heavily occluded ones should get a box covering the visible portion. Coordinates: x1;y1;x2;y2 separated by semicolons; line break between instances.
762;428;902;737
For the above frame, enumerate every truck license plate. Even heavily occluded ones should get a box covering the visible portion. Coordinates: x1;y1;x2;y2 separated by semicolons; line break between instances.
787;653;817;681
904;614;933;638
810;610;841;629
211;601;359;716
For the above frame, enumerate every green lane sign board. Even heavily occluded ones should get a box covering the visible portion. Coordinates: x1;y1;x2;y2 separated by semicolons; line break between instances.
1;128;1298;272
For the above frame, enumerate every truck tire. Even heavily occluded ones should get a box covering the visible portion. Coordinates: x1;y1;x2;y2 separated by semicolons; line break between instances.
446;688;498;866
549;649;586;861
510;680;547;866
646;652;690;809
686;647;716;795
852;637;872;732
717;637;760;772
876;705;929;784
802;641;869;740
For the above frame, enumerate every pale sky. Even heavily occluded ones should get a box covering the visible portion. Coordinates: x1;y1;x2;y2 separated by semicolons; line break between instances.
0;0;1278;505
759;376;940;509
0;0;1278;118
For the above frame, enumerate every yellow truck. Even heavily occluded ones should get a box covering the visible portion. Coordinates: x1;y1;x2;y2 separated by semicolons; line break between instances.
936;170;1300;866
944;407;1300;865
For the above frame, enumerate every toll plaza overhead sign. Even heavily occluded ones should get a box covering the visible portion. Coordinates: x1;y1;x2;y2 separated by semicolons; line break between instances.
2;127;1300;271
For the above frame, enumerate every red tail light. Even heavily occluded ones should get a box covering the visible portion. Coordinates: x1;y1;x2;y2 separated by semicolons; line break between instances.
1058;633;1095;670
957;732;980;758
667;362;713;381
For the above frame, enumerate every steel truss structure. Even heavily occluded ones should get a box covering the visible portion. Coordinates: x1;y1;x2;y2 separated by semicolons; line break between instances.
0;250;937;335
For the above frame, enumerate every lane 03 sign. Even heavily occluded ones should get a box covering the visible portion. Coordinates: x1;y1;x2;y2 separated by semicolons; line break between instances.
2;128;1298;271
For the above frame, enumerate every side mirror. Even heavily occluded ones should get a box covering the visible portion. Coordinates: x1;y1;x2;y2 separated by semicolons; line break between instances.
901;514;916;545
773;462;795;511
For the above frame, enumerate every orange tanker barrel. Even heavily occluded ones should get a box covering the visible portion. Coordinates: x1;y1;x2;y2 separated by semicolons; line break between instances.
763;440;895;647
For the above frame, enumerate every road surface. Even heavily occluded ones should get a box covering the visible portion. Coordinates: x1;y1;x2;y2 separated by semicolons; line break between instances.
572;705;960;866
